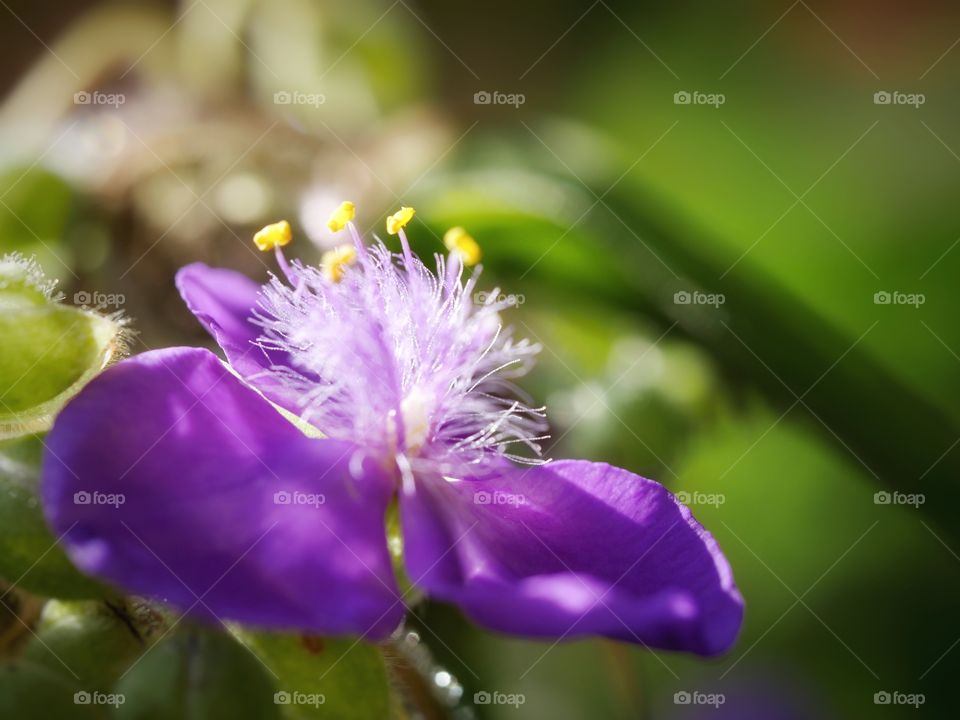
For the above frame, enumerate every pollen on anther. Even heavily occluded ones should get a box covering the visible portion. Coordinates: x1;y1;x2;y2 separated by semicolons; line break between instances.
443;226;482;266
253;220;292;251
321;244;358;282
386;206;415;235
327;201;356;233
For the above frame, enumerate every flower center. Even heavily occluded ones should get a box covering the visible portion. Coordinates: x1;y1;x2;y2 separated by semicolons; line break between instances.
250;207;549;473
399;387;432;455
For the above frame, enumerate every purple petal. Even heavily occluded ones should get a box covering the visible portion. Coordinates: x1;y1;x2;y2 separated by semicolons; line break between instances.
175;263;301;411
401;460;743;655
42;347;402;638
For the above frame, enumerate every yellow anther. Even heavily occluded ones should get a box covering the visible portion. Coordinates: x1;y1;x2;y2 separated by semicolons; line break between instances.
321;244;358;282
443;226;482;266
253;220;292;252
327;201;356;233
386;206;415;235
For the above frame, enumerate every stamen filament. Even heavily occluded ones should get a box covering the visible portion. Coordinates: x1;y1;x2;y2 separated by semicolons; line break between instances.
347;221;368;259
397;229;415;271
386;206;417;272
274;246;298;285
444;252;462;295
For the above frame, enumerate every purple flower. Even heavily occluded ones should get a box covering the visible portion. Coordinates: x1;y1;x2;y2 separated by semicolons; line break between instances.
41;204;742;655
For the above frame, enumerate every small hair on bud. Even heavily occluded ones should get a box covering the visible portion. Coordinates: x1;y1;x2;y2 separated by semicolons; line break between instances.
253;220;292;251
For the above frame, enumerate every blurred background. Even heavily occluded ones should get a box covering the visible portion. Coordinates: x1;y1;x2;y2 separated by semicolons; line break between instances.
2;0;959;717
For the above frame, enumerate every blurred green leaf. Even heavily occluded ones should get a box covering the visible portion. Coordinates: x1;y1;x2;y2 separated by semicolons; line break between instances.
418;159;960;531
0;254;124;440
0;168;74;275
238;632;390;720
22;600;159;690
0;660;104;719
0;434;110;599
114;628;280;720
